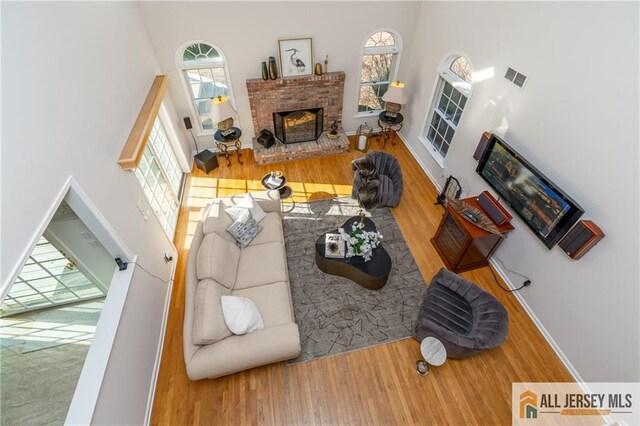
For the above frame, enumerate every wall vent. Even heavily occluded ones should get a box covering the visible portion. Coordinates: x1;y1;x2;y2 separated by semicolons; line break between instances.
504;67;527;88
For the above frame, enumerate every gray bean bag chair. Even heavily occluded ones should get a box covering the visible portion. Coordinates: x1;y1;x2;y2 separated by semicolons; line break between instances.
413;268;509;359
351;152;403;209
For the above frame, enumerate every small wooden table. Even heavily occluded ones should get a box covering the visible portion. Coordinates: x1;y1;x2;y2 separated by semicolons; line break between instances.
431;197;514;273
214;127;243;166
378;111;404;149
315;216;391;290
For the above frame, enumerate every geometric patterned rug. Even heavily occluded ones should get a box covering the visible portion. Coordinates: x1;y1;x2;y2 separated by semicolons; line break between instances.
282;197;426;364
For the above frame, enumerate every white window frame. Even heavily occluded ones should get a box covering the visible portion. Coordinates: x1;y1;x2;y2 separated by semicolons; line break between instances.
1;236;107;317
419;54;473;168
176;40;236;136
356;29;403;118
134;110;185;240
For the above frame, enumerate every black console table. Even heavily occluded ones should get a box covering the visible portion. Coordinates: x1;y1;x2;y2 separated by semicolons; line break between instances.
214;127;243;166
378;112;404;149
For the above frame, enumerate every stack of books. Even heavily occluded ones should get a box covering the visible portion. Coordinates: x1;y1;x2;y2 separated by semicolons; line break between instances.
324;234;345;258
266;174;283;188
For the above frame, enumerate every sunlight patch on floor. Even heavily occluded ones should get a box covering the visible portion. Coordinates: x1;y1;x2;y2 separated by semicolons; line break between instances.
181;177;354;249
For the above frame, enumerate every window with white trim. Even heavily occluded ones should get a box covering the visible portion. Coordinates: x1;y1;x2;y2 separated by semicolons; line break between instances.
421;55;473;162
134;115;183;239
0;236;107;317
358;30;402;114
177;42;234;134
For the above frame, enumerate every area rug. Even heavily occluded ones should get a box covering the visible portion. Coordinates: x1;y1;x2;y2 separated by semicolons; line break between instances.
283;197;426;364
1;299;105;354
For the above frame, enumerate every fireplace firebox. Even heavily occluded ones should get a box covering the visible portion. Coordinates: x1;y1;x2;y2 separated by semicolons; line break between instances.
273;108;323;144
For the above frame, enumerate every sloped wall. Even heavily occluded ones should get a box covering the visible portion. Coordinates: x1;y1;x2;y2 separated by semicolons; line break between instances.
401;1;639;382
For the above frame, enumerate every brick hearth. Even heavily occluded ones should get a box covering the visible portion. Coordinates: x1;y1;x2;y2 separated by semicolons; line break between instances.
246;72;348;164
252;129;349;165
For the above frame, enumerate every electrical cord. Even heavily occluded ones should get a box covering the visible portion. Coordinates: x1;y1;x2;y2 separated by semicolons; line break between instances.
128;261;173;285
489;265;527;292
494;256;530;280
490;256;531;292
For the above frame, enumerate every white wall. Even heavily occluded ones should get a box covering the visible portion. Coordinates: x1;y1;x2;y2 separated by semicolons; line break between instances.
45;216;116;289
1;2;183;423
402;2;639;382
137;1;421;151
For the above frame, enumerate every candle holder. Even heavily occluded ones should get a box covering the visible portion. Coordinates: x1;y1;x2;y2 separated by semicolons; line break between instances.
355;122;373;152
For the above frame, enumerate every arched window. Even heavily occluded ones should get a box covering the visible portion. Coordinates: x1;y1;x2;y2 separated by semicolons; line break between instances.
420;55;473;164
357;29;402;115
177;41;234;134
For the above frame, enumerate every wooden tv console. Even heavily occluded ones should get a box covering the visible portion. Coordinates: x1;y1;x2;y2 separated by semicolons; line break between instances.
431;197;514;273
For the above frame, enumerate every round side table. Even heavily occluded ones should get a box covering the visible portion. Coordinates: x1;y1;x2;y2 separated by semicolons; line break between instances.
260;172;295;213
214;127;243;166
378;112;404;149
416;337;447;375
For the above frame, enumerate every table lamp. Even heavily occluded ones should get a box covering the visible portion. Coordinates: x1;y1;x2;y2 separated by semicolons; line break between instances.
211;95;237;137
382;81;407;119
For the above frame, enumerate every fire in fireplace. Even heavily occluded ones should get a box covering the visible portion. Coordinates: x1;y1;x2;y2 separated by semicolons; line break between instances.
273;108;324;144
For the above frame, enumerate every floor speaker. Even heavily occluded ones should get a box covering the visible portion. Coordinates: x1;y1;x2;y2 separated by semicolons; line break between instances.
473;131;492;162
194;149;219;173
558;220;604;260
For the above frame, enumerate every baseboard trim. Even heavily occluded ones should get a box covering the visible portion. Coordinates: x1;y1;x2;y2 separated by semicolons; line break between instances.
399;132;585;384
143;258;177;425
396;132;444;192
487;258;585;383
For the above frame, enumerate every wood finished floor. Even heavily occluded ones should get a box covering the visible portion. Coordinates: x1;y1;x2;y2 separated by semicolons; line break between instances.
151;136;574;425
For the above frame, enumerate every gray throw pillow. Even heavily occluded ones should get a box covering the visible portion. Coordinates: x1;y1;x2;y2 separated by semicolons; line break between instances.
226;209;263;249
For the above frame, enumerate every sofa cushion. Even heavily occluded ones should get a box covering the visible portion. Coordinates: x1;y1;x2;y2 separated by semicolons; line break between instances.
196;233;240;289
185;323;301;381
247;212;283;246
226;193;267;223
202;200;222;235
232;281;294;327
193;279;232;345
220;295;264;335
235;241;289;289
226;209;263;249
234;190;281;214
215;199;240;243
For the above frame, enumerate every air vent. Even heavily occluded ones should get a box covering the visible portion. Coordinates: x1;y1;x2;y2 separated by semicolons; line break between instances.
504;67;517;81
504;67;527;88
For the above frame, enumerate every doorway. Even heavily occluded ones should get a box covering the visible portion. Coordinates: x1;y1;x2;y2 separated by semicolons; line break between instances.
0;178;133;425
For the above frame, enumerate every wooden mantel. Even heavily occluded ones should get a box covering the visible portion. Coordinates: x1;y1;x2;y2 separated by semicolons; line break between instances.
118;75;168;170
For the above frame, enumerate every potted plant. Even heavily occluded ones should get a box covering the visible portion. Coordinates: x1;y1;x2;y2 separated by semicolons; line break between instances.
338;215;383;262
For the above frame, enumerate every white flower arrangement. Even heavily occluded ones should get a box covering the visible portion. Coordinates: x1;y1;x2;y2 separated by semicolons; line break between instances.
338;220;383;262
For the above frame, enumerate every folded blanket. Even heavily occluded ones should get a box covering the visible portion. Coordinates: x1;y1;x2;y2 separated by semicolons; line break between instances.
351;155;379;210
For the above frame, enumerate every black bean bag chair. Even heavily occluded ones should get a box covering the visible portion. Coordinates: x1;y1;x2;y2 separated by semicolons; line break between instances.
413;268;509;359
351;152;403;209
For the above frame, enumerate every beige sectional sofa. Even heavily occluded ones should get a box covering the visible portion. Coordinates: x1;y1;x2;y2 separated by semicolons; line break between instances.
183;190;301;380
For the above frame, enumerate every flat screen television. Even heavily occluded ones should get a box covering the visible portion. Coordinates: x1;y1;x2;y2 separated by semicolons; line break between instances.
476;134;584;249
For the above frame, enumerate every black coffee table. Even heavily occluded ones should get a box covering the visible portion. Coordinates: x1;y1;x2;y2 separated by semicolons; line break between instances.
315;216;391;290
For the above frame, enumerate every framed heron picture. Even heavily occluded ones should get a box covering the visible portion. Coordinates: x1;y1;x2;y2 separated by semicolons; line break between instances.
278;37;313;77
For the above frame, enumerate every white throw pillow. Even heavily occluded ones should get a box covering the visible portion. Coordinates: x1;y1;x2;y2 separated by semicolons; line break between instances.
226;193;267;223
220;295;264;335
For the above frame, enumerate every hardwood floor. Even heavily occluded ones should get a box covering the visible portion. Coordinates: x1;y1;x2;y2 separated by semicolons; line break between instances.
151;136;573;425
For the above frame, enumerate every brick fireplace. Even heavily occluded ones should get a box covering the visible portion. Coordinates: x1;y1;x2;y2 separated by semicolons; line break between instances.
246;71;349;164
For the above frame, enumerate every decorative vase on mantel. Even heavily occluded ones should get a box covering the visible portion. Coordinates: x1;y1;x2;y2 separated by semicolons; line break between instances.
261;61;268;80
268;56;278;80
